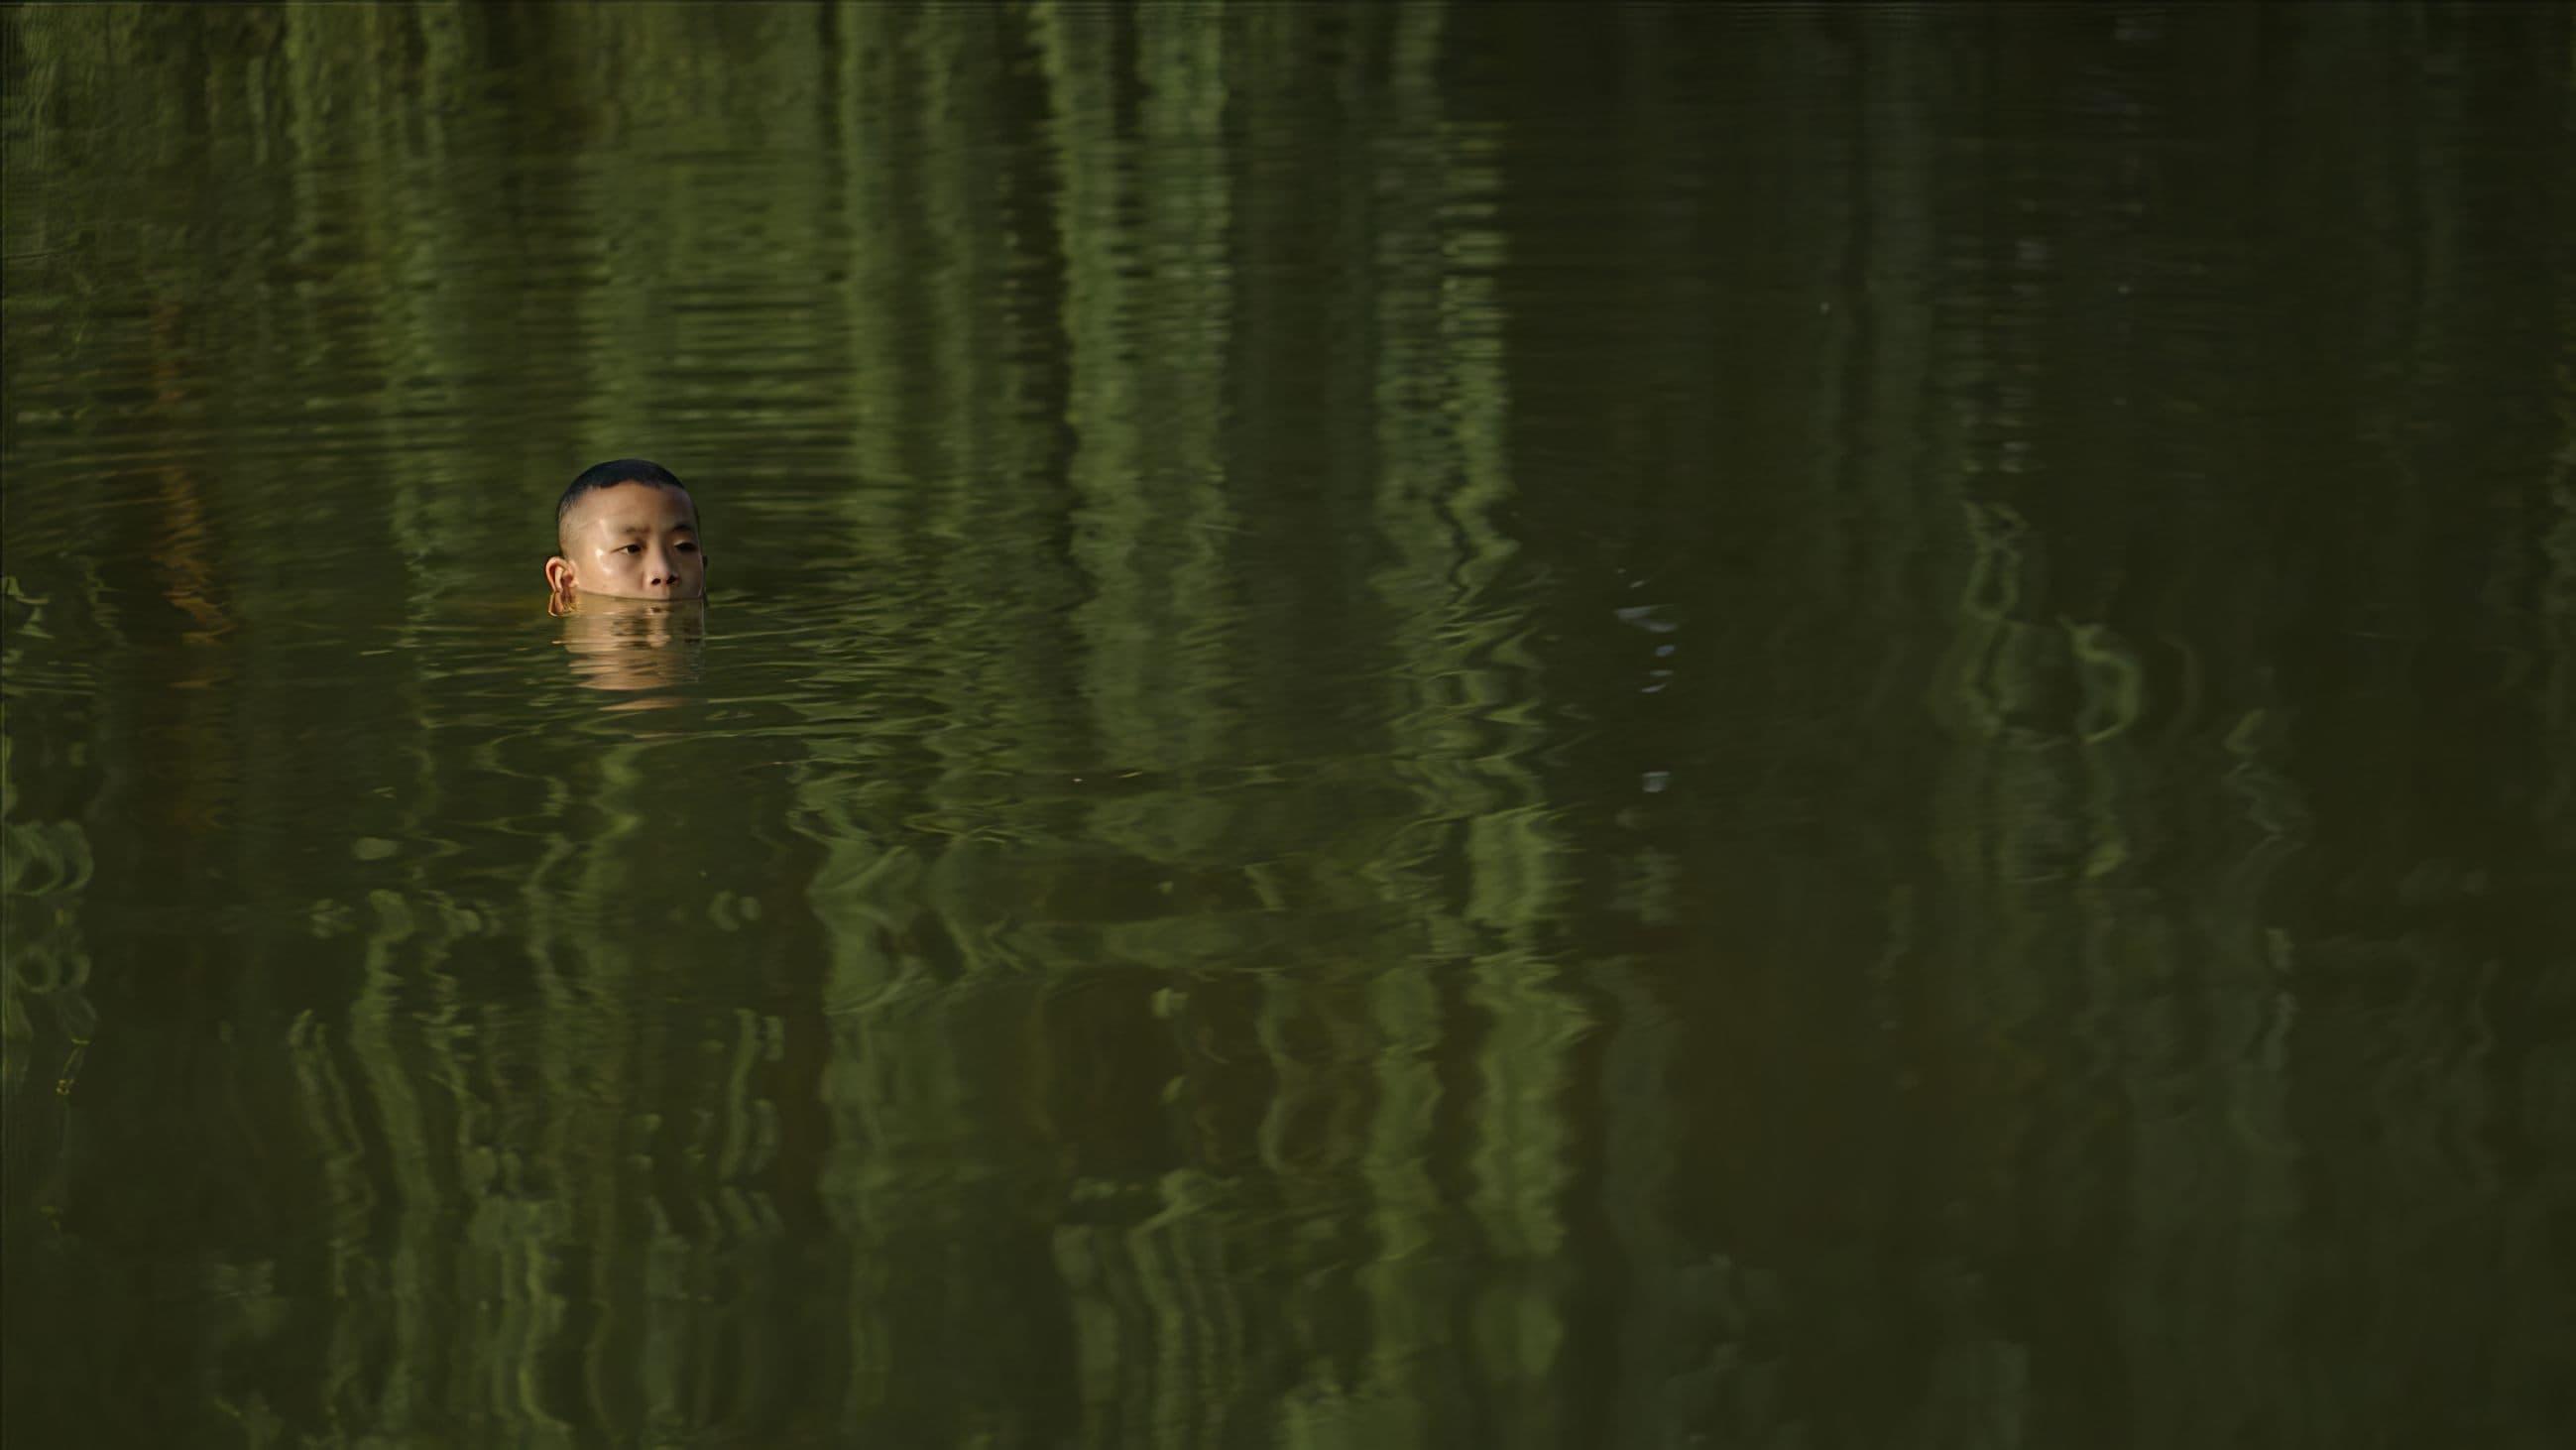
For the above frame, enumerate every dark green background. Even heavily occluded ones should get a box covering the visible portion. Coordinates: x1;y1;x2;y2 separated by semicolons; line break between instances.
5;5;2572;1446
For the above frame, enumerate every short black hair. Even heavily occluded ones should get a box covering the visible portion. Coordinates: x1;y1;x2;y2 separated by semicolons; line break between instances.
557;458;692;528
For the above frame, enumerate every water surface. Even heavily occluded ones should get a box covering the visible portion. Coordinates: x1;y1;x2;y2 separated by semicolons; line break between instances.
5;6;2573;1447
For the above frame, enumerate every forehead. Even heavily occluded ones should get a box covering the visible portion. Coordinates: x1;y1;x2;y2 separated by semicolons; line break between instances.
566;481;696;531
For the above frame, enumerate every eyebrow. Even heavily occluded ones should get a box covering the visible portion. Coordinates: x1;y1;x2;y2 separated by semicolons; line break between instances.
614;522;698;535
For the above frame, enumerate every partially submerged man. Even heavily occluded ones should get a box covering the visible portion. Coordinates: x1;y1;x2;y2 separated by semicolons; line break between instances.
544;458;706;611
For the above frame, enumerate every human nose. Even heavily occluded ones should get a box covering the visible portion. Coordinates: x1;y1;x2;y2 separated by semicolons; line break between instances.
644;545;676;590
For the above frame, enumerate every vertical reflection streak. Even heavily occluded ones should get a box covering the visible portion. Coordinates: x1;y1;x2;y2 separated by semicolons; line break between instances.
1438;107;1584;1447
1356;6;1473;1442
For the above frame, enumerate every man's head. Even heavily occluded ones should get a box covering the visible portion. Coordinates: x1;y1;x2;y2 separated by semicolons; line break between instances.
544;458;705;604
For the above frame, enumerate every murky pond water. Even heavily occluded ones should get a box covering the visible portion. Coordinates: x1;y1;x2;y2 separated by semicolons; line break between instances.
6;6;2573;1447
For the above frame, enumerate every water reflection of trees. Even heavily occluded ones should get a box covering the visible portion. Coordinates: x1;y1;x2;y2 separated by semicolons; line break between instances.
3;4;2571;1447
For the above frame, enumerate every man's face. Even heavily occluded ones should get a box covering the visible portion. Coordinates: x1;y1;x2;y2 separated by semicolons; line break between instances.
547;482;704;603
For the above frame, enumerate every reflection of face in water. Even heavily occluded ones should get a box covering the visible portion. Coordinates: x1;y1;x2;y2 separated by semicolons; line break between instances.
557;595;706;708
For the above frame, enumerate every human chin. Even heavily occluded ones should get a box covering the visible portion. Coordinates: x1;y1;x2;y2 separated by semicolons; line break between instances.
577;575;674;605
577;590;693;614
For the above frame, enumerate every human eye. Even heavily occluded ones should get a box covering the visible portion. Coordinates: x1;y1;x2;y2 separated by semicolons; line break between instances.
676;542;699;552
617;544;642;554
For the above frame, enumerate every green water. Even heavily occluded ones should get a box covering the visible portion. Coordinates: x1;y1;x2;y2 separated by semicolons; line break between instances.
5;5;2573;1447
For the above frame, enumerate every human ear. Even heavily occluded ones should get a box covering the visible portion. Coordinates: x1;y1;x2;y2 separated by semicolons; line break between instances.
544;555;577;601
